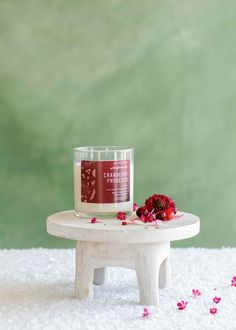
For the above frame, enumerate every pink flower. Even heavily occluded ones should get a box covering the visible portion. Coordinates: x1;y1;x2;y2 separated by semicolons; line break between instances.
142;307;150;318
133;203;138;211
192;289;202;297
177;301;188;310
122;221;128;226
210;307;217;315
90;217;97;223
231;276;236;287
117;212;126;220
213;297;221;304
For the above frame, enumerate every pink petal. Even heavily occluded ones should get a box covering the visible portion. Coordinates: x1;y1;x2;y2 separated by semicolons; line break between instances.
90;217;97;223
213;297;221;304
210;308;217;314
177;301;188;310
231;276;236;287
192;289;202;297
142;307;150;318
117;212;126;220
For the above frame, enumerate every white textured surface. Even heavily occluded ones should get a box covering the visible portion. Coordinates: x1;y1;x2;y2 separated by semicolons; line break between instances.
0;248;236;330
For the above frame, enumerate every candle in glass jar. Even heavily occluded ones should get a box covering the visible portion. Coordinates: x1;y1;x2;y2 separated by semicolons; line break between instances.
74;147;133;216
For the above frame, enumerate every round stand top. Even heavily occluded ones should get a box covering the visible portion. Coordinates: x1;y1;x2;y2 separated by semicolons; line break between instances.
47;211;200;244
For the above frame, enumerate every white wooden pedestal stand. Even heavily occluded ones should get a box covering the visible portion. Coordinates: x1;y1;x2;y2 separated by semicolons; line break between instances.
47;211;199;306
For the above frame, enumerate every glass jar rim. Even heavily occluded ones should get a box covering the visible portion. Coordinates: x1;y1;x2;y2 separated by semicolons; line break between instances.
74;146;134;153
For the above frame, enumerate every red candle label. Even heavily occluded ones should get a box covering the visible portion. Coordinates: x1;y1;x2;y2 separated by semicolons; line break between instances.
81;160;130;203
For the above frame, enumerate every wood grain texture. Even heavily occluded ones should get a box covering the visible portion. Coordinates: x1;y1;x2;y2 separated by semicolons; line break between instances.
48;211;198;304
74;240;171;305
47;211;200;243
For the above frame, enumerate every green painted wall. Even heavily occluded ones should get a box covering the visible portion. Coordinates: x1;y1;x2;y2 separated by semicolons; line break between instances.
1;0;236;248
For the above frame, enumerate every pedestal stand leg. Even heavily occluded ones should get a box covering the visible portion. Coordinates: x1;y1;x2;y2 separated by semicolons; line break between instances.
159;257;171;289
135;242;170;306
94;268;107;285
75;241;94;299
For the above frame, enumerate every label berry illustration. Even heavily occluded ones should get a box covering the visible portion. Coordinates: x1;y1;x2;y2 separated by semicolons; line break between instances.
81;160;130;203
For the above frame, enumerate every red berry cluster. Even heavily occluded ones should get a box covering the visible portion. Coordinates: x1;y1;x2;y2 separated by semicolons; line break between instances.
136;194;177;221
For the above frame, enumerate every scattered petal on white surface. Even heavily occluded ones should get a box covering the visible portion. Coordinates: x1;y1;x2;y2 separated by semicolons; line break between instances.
0;248;235;330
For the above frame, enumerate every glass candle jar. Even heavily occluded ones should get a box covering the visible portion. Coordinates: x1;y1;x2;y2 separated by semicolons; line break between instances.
74;146;134;217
